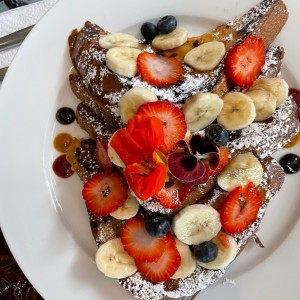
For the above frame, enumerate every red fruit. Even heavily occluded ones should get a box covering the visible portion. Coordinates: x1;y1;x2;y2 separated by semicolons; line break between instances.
137;52;183;87
225;36;265;89
121;218;173;262
152;179;193;209
206;146;229;176
137;101;187;153
135;236;181;282
220;182;262;234
82;171;128;216
95;138;113;172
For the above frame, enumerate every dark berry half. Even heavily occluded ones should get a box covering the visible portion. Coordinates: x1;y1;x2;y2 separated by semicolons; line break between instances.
205;124;229;146
145;215;171;237
56;107;75;125
157;15;177;34
194;241;218;263
279;153;300;174
141;22;158;42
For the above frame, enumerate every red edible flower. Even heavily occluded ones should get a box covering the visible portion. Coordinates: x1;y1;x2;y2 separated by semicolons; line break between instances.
110;114;168;200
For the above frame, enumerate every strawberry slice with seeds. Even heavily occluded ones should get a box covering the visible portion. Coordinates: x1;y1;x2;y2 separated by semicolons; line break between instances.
82;171;128;216
152;178;193;209
137;52;183;87
220;181;262;234
95;138;113;173
121;217;172;262
225;36;265;89
136;236;181;282
137;101;187;153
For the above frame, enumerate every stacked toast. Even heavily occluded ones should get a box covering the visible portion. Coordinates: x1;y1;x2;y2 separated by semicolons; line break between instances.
65;0;299;299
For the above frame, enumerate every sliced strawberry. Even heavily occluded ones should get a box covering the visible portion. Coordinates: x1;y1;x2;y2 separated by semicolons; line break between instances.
136;101;187;153
225;36;265;89
206;146;229;176
152;178;193;209
95;138;112;172
121;217;172;262
137;52;183;87
135;235;181;282
220;182;262;234
82;171;128;216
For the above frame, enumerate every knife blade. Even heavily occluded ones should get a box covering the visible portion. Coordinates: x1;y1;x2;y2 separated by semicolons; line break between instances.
0;25;34;52
0;67;8;82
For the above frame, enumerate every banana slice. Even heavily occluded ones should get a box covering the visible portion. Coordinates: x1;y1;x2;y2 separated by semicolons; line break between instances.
152;27;188;50
184;41;225;71
217;152;263;191
171;238;196;279
118;87;158;123
249;77;289;107
110;192;139;220
197;231;238;270
106;46;142;77
99;33;139;49
182;92;223;131
107;133;125;168
245;89;276;121
217;92;256;130
172;204;222;245
95;238;137;279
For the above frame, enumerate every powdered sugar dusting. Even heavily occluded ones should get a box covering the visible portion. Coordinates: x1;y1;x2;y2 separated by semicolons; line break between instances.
119;267;224;300
227;0;276;32
227;97;300;158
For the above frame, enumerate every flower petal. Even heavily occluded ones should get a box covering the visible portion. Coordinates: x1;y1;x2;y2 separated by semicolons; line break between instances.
110;129;148;166
126;115;166;155
167;152;206;184
125;162;168;201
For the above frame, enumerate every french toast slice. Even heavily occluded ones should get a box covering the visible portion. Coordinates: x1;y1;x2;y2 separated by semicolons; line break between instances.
68;0;288;126
66;136;285;300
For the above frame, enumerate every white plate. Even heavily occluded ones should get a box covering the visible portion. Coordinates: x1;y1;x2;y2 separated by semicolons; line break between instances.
0;0;299;299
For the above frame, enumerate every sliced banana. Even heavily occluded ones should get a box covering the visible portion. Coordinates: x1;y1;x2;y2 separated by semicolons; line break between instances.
95;238;137;279
249;77;289;107
118;87;158;123
171;238;196;279
217;92;256;130
152;27;188;50
172;204;222;245
217;152;263;191
107;133;125;168
184;41;225;71
99;33;139;49
106;46;142;78
110;192;139;220
197;231;238;270
245;89;276;121
182;92;223;131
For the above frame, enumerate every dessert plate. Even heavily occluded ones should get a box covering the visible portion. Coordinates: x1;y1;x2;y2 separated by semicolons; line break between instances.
0;0;299;299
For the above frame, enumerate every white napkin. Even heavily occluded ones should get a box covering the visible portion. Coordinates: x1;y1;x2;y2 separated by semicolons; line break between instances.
0;0;58;69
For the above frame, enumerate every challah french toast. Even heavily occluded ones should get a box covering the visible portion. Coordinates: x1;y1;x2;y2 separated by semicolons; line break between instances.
62;0;300;299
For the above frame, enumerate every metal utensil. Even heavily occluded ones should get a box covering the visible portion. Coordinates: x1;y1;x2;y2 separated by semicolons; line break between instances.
0;25;33;52
0;67;8;81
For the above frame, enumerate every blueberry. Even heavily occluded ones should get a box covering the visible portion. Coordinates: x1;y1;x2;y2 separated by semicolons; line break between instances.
157;15;177;34
279;153;300;174
141;22;158;42
194;241;218;263
205;124;229;146
56;107;75;125
145;215;171;237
